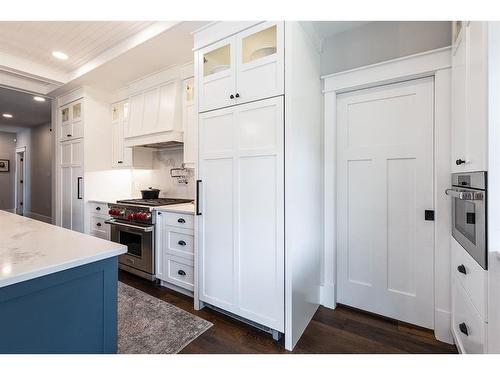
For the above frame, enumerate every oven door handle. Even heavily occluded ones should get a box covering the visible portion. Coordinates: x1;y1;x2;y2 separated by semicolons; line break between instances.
105;219;154;232
445;189;484;201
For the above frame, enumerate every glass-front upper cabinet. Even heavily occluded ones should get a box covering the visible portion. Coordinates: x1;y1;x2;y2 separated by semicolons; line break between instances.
72;101;82;122
236;22;284;103
61;107;70;123
198;39;236;112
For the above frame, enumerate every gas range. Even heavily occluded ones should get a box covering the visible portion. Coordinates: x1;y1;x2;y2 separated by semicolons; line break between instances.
108;198;193;225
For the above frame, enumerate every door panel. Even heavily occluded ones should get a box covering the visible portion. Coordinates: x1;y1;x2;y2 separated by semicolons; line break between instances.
61;166;72;229
72;166;84;233
337;77;435;329
198;96;284;331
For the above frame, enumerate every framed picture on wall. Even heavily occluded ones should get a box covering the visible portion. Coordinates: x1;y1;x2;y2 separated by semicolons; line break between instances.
0;159;9;172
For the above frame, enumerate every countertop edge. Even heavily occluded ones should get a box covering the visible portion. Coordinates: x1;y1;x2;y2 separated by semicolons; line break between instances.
0;246;127;289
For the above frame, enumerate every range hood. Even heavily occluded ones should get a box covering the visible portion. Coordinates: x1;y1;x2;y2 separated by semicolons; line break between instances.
124;130;184;149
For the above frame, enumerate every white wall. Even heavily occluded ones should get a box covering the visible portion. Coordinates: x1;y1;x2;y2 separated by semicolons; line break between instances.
321;21;452;76
0;131;16;210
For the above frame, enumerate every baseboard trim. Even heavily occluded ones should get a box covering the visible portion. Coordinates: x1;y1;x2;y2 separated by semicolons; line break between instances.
25;211;52;224
320;282;336;309
2;208;15;213
159;280;194;298
435;308;454;344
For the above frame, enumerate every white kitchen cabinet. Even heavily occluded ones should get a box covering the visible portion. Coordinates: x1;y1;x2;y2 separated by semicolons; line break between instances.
87;201;110;240
124;80;183;147
182;77;197;167
59;99;84;142
452;21;488;172
197;22;284;112
198;96;285;332
111;101;153;169
60;139;84;232
155;209;195;294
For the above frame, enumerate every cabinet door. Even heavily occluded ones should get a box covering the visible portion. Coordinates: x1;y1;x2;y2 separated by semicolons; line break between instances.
71;165;84;233
236;22;284;104
61;166;72;229
452;21;467;172
60;105;72;141
111;102;132;167
465;21;488;172
183;78;197;166
198;96;285;331
127;93;144;138
198;38;236;112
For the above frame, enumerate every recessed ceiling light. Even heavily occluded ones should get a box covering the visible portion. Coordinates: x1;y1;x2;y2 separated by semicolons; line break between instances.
52;51;68;60
33;96;46;102
2;113;13;118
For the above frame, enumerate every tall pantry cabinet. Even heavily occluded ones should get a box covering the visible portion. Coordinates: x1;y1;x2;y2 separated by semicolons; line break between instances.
193;21;323;350
56;88;112;233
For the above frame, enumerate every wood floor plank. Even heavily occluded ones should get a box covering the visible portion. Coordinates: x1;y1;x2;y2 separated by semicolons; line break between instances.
119;271;457;354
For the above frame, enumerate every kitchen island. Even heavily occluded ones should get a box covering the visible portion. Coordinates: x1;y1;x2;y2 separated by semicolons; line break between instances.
0;210;127;353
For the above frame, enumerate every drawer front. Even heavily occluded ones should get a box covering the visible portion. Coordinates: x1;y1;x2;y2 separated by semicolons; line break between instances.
162;253;194;291
91;215;108;235
89;202;108;216
451;237;487;320
72;121;84;139
452;279;486;353
165;226;194;259
161;211;194;229
91;229;110;241
61;123;73;141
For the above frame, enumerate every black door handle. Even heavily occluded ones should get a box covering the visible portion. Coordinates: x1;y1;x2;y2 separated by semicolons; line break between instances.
456;159;466;165
178;240;186;246
178;270;186;276
177;218;185;223
459;322;469;336
196;180;202;216
457;264;467;275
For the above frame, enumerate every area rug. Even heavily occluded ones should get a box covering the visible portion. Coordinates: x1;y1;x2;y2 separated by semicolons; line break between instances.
118;282;212;354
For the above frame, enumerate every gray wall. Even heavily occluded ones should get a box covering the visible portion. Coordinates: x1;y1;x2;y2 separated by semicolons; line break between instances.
0;131;16;210
320;21;452;76
29;123;52;218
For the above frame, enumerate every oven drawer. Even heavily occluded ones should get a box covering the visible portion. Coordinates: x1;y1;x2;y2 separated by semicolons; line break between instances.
451;237;488;320
163;226;194;260
159;211;194;230
452;278;486;353
161;253;194;291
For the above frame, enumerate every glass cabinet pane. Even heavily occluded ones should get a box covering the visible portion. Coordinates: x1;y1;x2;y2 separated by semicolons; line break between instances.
186;83;194;102
242;25;277;64
123;102;129;121
72;103;82;119
61;107;69;122
203;44;230;76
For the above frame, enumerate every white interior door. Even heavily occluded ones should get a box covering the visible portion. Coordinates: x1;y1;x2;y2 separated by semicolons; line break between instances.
337;77;435;329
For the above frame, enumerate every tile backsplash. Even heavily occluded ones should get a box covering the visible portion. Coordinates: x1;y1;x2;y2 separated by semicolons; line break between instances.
131;148;195;199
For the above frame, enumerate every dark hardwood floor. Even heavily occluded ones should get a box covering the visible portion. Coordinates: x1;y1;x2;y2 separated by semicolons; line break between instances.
119;270;457;354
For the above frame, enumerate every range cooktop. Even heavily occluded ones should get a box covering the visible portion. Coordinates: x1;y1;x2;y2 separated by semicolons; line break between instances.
116;198;193;207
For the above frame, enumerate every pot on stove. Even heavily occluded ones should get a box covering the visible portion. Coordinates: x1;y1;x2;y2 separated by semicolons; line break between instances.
140;187;161;199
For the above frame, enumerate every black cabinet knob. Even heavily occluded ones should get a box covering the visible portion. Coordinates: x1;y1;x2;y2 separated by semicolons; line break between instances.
178;240;186;246
177;218;185;223
96;207;101;211
459;322;469;336
178;270;186;276
230;94;235;99
235;93;240;98
96;222;102;227
457;264;467;275
157;212;162;216
456;159;466;165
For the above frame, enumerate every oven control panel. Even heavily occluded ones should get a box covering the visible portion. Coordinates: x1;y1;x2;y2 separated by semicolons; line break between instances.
108;204;153;224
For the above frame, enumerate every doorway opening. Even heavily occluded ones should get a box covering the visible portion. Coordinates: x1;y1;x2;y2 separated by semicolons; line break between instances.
15;147;26;216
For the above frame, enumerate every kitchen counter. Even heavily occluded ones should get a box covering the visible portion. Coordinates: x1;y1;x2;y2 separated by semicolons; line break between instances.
155;202;196;214
0;210;126;288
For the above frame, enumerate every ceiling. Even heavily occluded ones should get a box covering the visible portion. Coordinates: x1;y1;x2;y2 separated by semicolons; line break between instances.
0;22;155;74
0;86;51;128
312;21;372;39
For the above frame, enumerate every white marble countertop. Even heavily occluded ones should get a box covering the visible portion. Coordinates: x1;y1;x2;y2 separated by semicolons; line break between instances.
155;202;195;214
0;211;127;288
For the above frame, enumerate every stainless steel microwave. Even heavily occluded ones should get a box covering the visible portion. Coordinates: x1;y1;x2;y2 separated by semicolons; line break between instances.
446;171;487;269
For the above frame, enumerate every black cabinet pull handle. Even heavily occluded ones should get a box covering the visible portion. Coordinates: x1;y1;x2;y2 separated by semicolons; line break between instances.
96;222;102;227
67;134;72;137
117;161;123;164
178;240;186;246
77;177;83;199
178;270;186;276
235;93;240;98
457;264;467;275
230;94;235;99
456;159;466;165
459;322;469;336
177;218;185;223
196;180;202;216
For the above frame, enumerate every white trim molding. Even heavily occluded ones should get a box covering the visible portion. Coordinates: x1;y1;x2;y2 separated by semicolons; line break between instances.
25;211;52;224
321;46;453;345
